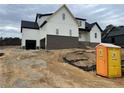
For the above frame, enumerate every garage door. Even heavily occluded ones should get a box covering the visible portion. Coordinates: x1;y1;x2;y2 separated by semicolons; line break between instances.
26;40;36;50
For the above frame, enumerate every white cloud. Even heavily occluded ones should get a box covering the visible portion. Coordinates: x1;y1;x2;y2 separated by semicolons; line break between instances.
101;14;120;20
82;4;99;9
0;26;21;38
0;26;19;31
102;18;124;26
89;8;106;15
100;11;113;17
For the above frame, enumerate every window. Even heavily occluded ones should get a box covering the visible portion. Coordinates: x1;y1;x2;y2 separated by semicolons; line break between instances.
62;13;65;20
78;20;82;26
56;29;59;35
69;29;72;36
79;21;82;26
95;33;97;38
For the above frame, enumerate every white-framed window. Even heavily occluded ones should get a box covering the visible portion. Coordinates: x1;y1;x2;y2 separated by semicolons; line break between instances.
56;29;59;35
69;29;72;36
95;33;97;38
62;13;65;20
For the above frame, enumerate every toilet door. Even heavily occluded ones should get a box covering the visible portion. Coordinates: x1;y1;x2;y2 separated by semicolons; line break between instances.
96;46;108;76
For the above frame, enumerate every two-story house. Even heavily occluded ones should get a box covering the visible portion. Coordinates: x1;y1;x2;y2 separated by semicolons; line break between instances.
21;5;102;50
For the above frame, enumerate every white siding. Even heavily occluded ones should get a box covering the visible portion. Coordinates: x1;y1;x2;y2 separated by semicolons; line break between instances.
79;32;90;41
37;16;50;27
39;25;47;40
21;28;40;47
90;25;101;43
46;7;78;37
77;20;85;29
21;5;102;49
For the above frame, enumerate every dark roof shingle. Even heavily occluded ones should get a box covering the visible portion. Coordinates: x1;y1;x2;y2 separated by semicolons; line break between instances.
35;13;53;22
21;20;39;29
79;22;102;32
75;17;86;21
21;20;39;32
108;26;124;36
85;22;95;31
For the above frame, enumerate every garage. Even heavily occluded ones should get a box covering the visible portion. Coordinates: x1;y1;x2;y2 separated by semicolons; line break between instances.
26;40;36;49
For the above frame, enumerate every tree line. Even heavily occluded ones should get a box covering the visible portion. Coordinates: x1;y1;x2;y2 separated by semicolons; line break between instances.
0;37;21;46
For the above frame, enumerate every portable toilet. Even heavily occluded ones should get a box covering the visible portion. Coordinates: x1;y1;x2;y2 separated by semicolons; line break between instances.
96;43;121;78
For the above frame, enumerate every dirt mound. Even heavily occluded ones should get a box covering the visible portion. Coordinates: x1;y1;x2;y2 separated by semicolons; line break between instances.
63;49;96;71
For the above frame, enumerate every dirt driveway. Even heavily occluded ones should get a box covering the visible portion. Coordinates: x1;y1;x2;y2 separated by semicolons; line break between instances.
0;47;124;88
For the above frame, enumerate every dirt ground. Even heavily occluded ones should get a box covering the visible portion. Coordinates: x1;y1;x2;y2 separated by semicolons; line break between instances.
1;46;124;88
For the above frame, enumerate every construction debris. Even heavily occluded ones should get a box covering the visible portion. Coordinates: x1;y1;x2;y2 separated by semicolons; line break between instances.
63;50;96;71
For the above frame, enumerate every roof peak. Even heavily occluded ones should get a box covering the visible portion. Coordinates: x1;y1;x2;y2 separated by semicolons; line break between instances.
85;21;102;32
35;5;86;21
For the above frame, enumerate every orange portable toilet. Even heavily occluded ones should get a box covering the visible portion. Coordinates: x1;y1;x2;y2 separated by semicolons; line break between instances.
96;43;121;78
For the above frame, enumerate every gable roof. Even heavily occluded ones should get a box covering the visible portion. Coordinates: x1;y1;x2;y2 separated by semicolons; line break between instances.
107;26;124;36
86;22;102;32
35;13;53;22
45;5;79;26
35;13;86;22
94;22;103;32
36;13;87;29
78;22;94;32
102;25;115;38
35;5;86;29
85;22;95;31
21;20;39;32
79;22;102;32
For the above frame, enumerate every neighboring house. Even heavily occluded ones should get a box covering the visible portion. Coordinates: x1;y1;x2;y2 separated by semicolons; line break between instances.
102;25;124;47
21;5;102;50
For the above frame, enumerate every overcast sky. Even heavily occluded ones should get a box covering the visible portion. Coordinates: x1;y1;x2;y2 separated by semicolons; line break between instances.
0;4;124;38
